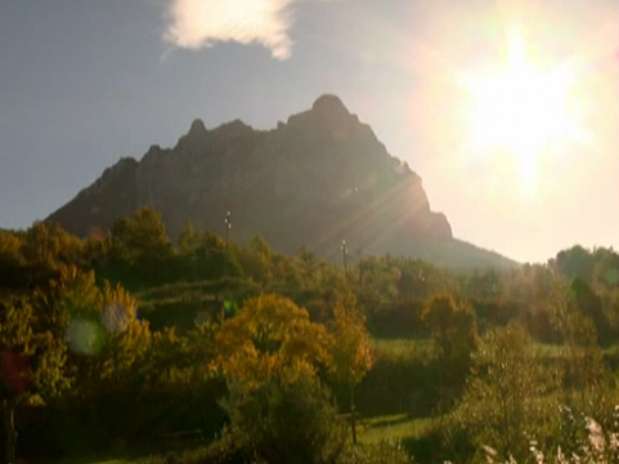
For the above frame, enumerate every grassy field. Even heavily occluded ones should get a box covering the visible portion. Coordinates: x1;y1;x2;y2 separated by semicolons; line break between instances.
371;337;433;359
358;414;435;445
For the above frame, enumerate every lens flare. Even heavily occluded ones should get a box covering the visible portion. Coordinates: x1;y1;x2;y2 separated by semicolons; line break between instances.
65;319;104;355
459;28;587;193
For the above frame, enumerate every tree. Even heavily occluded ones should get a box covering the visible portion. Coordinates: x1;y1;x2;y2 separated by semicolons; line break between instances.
0;231;24;292
176;224;242;282
215;294;332;390
0;297;71;464
177;220;201;256
36;266;150;387
237;236;273;285
328;302;373;444
551;295;612;440
451;324;557;460
571;278;611;344
1;223;85;292
111;208;170;262
108;208;172;284
421;294;478;366
553;245;595;281
224;374;347;464
214;294;343;462
50;268;157;444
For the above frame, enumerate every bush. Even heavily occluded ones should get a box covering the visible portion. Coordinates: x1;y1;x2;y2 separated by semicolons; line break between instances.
446;324;561;462
224;374;347;464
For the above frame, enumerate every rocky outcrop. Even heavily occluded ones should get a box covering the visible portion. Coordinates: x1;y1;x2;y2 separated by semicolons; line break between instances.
47;95;513;268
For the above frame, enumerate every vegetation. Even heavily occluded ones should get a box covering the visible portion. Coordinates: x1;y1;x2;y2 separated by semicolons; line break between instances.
1;209;619;463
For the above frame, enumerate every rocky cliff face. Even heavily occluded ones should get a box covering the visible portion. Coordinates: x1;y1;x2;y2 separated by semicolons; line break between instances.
48;95;510;267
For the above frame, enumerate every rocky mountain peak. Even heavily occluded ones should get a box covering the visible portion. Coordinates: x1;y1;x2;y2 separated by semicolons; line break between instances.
188;118;207;136
176;118;209;153
311;94;349;115
45;95;515;269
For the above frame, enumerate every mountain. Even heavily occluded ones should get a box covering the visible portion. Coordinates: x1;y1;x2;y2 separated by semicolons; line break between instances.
47;95;515;269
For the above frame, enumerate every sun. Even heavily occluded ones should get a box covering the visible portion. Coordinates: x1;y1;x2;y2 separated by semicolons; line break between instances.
460;29;586;192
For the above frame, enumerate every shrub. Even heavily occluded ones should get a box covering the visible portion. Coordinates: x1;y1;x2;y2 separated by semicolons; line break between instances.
224;374;347;464
447;324;560;462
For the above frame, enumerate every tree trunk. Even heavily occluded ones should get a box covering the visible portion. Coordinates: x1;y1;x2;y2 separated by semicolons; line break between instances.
349;385;357;445
3;399;16;464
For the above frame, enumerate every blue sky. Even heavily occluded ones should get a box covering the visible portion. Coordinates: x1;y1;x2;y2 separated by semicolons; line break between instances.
2;0;618;262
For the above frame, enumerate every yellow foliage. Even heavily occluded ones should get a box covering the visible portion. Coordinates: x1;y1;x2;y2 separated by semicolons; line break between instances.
215;294;332;391
0;297;72;404
328;302;374;389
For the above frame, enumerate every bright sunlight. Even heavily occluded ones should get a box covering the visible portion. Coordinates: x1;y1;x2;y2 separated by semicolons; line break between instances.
460;28;586;191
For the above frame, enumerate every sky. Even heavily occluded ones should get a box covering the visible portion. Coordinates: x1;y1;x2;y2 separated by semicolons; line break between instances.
1;0;618;263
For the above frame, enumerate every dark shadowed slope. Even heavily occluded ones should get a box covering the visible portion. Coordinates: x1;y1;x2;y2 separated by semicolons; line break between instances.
47;95;515;269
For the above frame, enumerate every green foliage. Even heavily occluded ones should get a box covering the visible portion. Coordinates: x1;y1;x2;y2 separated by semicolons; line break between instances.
176;225;242;282
481;413;619;464
235;236;274;285
4;212;619;464
107;208;173;285
421;294;477;363
224;374;347;464
111;208;171;265
421;294;478;406
448;324;559;461
357;339;438;417
571;278;611;344
553;245;597;282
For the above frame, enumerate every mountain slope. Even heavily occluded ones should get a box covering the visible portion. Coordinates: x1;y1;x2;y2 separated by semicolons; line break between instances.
47;95;515;269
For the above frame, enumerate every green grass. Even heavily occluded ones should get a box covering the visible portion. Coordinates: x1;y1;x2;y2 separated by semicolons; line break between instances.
371;337;434;360
359;413;435;445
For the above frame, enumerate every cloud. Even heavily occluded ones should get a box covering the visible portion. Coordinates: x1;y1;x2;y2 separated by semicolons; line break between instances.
163;0;300;59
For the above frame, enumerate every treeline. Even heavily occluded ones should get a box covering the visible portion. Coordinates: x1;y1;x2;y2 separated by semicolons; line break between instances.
1;208;619;463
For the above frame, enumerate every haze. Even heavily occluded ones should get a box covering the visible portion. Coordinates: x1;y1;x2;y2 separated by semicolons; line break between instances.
1;0;618;263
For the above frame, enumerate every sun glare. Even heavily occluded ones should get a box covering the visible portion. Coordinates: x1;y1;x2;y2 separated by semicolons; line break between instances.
460;29;586;192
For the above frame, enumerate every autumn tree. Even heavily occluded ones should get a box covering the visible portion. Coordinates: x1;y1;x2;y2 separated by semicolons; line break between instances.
0;231;24;292
328;302;373;444
215;294;332;389
213;294;347;461
46;267;158;443
0;223;85;293
59;270;151;387
0;297;71;464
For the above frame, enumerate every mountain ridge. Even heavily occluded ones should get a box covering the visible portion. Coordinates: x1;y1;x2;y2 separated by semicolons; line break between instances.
47;95;515;269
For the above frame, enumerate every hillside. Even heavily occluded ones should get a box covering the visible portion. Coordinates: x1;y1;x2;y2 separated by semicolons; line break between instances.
47;95;514;269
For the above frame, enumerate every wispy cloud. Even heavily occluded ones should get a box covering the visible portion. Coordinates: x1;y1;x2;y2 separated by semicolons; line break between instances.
164;0;304;59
